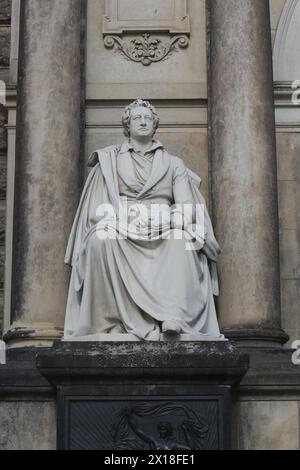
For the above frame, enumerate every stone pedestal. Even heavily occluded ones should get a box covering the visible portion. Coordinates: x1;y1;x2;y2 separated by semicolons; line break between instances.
37;342;248;450
208;0;288;347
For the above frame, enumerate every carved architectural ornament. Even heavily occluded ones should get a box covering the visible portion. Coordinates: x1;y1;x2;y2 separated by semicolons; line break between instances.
104;33;189;66
103;0;190;65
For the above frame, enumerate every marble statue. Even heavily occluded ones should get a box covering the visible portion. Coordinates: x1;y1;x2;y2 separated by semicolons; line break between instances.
64;99;223;341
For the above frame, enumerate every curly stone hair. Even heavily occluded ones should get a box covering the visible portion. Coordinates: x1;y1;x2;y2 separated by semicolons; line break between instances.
122;99;160;138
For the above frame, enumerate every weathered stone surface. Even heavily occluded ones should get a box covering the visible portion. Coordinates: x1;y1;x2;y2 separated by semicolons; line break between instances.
0;352;53;451
1;346;300;449
232;348;300;447
276;130;300;349
270;0;286;28
277;133;300;182
0;0;8;339
0;105;7;152
0;0;11;23
36;342;248;450
0;247;4;292
281;279;300;342
37;341;249;386
0;210;5;245
0;296;3;335
273;0;300;81
0;28;10;67
0;0;9;340
232;401;299;450
7;0;83;346
239;348;300;387
0;164;6;199
87;0;207;100
0;401;56;450
0;347;53;390
270;0;286;44
280;229;300;280
278;180;299;231
208;0;286;346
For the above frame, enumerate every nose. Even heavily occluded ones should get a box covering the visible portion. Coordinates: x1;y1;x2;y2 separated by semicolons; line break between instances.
140;115;146;126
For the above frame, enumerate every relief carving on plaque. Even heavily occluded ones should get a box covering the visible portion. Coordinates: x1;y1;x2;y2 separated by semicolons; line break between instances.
111;403;209;450
103;0;190;65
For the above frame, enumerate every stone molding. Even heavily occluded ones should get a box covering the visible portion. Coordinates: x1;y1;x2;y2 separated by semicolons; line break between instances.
3;322;64;348
0;0;11;24
223;327;289;349
2;346;300;400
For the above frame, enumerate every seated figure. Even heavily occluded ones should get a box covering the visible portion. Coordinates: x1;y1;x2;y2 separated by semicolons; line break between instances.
64;99;222;341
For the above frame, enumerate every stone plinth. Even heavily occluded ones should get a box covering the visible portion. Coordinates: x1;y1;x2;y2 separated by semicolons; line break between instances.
37;341;248;450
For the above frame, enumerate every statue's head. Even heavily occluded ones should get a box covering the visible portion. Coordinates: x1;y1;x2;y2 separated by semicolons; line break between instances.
157;421;173;439
122;99;160;139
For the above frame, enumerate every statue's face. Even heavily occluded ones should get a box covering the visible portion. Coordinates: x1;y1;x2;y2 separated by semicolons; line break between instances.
158;422;173;439
129;106;155;139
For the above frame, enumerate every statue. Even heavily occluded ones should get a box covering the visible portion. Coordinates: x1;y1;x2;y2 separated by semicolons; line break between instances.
64;99;223;341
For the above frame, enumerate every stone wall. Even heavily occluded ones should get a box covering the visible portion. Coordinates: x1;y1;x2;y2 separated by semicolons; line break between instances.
233;399;299;450
0;400;56;450
0;0;11;336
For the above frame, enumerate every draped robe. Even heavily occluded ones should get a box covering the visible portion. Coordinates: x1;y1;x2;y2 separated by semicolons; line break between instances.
64;140;222;340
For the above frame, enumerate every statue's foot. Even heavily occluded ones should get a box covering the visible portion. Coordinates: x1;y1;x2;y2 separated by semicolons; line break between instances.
161;320;181;335
109;324;126;334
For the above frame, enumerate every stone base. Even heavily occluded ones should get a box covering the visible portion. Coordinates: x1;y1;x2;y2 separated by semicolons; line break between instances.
63;333;227;342
3;322;64;348
37;341;248;450
223;327;289;349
